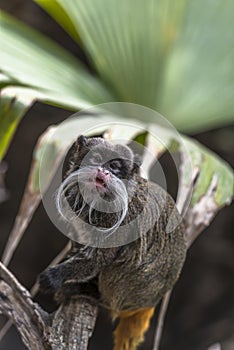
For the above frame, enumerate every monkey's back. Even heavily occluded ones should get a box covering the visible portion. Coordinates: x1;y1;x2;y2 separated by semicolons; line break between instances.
98;182;187;313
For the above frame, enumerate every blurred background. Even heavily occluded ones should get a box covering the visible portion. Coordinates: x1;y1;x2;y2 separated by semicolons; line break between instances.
0;1;234;349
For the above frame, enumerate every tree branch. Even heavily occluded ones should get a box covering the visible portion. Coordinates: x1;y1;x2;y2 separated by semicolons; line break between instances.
0;262;51;350
0;242;72;342
0;262;98;350
50;298;98;350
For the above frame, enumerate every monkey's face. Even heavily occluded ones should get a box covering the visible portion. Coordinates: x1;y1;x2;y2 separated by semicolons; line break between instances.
56;136;139;234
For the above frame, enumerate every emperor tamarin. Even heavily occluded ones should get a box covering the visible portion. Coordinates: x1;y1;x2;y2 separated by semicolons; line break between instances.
40;135;187;350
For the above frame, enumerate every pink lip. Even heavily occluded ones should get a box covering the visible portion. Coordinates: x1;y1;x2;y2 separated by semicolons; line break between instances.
95;177;107;189
90;167;110;190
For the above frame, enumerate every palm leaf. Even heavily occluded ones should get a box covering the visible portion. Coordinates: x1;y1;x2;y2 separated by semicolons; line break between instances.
49;0;234;131
2;1;234;131
0;11;115;110
0;87;34;160
0;72;12;89
158;0;234;131
53;0;186;107
34;0;80;42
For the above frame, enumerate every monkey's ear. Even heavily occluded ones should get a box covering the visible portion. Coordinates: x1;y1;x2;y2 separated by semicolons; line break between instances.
132;154;142;174
76;135;87;148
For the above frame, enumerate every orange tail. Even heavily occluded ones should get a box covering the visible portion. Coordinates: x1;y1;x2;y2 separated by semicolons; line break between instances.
113;307;155;350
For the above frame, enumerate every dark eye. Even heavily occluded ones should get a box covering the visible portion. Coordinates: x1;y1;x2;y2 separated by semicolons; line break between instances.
109;159;122;170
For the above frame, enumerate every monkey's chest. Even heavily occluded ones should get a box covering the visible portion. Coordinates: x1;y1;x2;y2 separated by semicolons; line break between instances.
98;253;178;312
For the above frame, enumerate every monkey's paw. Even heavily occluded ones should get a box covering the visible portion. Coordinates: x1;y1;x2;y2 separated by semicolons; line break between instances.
39;266;63;294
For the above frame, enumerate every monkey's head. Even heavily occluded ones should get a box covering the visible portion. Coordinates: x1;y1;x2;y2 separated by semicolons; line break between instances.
56;136;141;235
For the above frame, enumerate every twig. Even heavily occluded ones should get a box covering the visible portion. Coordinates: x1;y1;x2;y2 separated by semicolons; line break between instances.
1;191;41;266
207;343;222;350
1;127;67;268
153;290;172;350
0;320;12;344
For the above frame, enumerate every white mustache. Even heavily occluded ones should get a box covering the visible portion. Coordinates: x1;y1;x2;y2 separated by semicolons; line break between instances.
56;166;128;236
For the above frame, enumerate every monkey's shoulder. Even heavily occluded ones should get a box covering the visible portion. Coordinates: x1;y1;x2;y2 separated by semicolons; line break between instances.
133;178;184;228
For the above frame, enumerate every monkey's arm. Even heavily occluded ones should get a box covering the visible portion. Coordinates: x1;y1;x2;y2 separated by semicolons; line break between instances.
39;254;102;293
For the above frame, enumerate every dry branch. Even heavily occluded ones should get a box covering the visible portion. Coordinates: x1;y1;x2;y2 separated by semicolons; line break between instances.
50;299;98;350
0;262;51;350
0;262;98;350
0;241;72;342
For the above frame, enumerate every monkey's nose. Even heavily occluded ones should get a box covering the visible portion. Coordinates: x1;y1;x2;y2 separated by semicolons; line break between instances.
97;167;110;180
